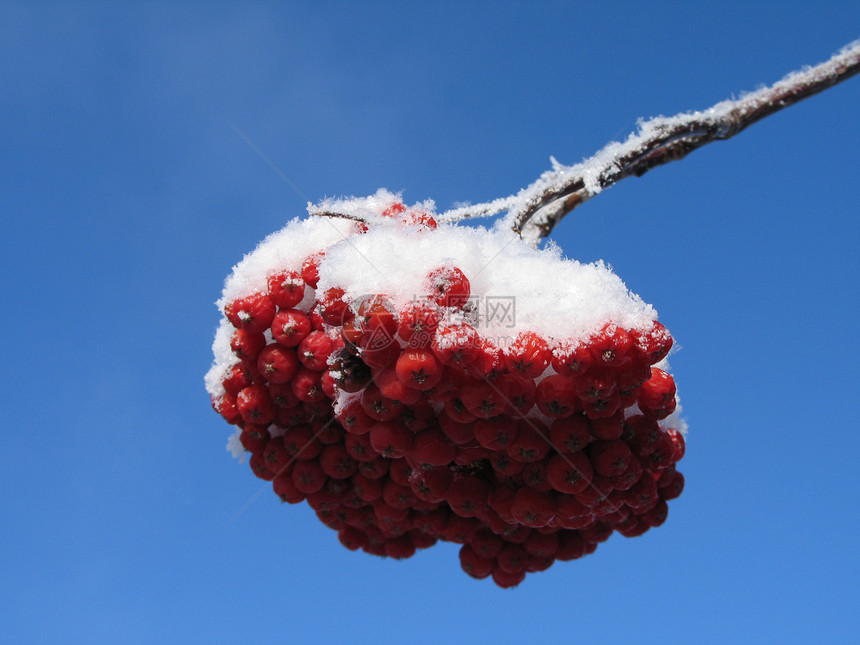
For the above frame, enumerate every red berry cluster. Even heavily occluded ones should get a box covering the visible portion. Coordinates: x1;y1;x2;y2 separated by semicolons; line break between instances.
211;205;685;588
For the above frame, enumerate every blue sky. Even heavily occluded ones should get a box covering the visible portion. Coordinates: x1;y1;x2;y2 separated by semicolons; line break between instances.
1;2;858;643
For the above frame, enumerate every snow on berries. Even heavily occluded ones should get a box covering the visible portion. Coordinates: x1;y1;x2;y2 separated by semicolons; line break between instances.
206;188;687;588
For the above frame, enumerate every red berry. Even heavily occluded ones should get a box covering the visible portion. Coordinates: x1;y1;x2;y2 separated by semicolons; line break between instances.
351;473;383;502
281;424;322;461
589;440;633;477
549;415;591;453
639;399;677;422
624;414;661;456
224;292;276;333
658;469;685;500
403;209;438;230
248;452;275;480
474;417;518;451
668;428;686;462
511;488;556;528
320;370;338;399
381;202;406;218
266;270;305;309
360;384;402;422
632;321;673;365
551;340;594;377
446;475;490;519
397;301;440;348
441;514;481;545
504;332;550;378
459;544;494;579
369;422;412;459
454;443;492;467
501;373;536;415
357;456;389;480
344;432;375;461
431;322;479;370
426;266;471;309
408;427;457;467
582;393;621;419
328;349;372;393
438;415;474;445
384;535;417;560
272;471;305;504
333;398;371;435
626;472;658;510
239;424;269;453
270;309;311;347
256;343;300;384
268;381;302;409
507;421;551;463
609;454;643;491
469;529;505;559
261;437;290;475
408;466;453;503
523;530;560;558
491;567;526;588
297;330;336;371
639;368;676;409
424;367;464;404
616;357;651;389
235;384;274;424
487;486;517;523
555;492;592;522
489;451;524;477
222;362;255;396
382;479;418;509
301;253;323;288
354;295;398;336
589;324;633;367
338;526;368;551
556;531;588;561
535;373;579;417
358;332;401;369
394;347;443;391
642;429;676;470
318;444;358;479
589;409;624;441
521;461;551;492
370;365;420;404
307;303;326;331
545;452;593;494
463;339;505;380
639;498;669;528
397;402;436;433
319;287;351;325
460;378;506;419
443;397;478;424
230;329;267;361
291;460;327;494
290;367;325;403
574;367;617;401
575;474;613;509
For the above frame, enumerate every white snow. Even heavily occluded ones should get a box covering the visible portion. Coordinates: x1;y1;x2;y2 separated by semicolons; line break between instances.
206;194;663;403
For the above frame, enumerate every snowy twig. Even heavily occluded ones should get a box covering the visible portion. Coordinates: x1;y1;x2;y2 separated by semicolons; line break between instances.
439;39;860;243
309;210;365;223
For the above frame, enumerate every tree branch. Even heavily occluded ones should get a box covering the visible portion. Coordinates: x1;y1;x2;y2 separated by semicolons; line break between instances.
438;39;860;243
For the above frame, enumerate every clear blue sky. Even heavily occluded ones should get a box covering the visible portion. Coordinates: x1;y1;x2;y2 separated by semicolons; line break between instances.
2;2;858;643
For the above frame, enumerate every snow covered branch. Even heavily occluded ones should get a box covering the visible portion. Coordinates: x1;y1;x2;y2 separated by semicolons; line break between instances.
439;39;860;243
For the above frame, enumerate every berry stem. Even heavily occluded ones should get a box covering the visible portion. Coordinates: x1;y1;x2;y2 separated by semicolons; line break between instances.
438;39;860;243
310;210;366;223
